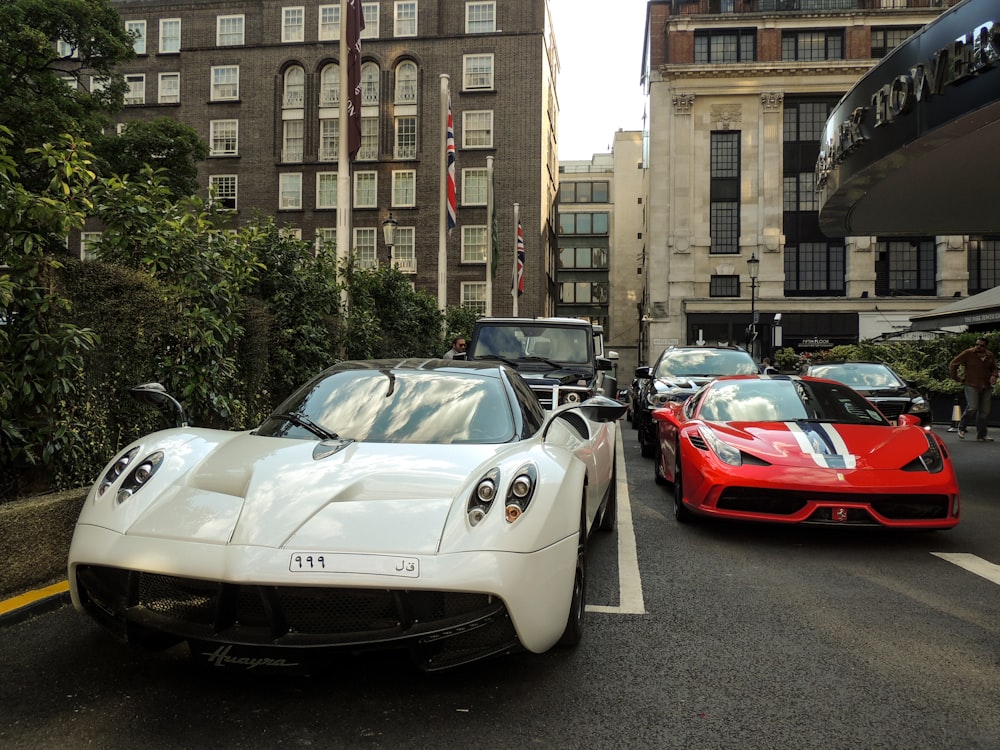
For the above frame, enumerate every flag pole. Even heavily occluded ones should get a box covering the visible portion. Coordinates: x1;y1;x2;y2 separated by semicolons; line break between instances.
438;74;450;313
485;155;494;316
511;202;520;317
336;0;352;315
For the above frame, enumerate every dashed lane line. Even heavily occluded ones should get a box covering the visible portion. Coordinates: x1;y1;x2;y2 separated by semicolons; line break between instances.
932;552;1000;586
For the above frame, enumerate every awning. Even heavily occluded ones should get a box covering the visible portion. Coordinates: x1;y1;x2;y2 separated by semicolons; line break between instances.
909;286;1000;331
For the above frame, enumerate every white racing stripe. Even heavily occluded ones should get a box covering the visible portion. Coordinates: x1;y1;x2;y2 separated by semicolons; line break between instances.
785;421;857;469
931;552;1000;586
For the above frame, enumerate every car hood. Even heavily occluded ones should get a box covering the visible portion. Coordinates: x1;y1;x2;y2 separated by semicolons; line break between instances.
654;375;711;392
707;421;932;470
100;432;505;555
516;364;594;385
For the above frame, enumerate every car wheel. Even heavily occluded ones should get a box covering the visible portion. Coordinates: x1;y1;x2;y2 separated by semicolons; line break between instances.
653;447;667;485
598;458;618;532
673;457;694;523
557;507;587;647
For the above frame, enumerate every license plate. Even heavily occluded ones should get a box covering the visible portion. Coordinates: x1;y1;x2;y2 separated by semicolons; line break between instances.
288;552;419;578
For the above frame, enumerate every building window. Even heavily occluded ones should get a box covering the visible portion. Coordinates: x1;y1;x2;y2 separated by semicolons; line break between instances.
159;19;181;53
283;66;304;108
57;39;78;59
875;239;935;296
394;1;417;37
126;20;146;55
319;119;339;161
315;227;337;254
392;169;416;207
462;226;488;263
217;15;245;46
211;65;239;101
359;117;379;160
354;227;377;268
709;275;740;297
124;74;145;105
158;73;180;104
283;7;305;43
694;29;755;64
320;64;340;107
559;247;608;269
560;282;608;304
559;181;609;203
316;172;338;209
354;171;377;208
462;110;493;148
361;2;380;39
392;227;415;272
279;173;303;210
319;4;341;40
210;120;239;156
80;232;102;261
969;238;1000;295
280;227;302;240
461;282;488;314
783;101;831;143
466;2;496;34
209;175;238;209
394;116;417;159
558;213;609;235
710;131;740;254
783;173;818;212
781;30;843;62
461;168;488;205
784;243;845;296
871;27;919;59
361;62;379;105
463;54;494;90
394;61;418;103
282;120;304;162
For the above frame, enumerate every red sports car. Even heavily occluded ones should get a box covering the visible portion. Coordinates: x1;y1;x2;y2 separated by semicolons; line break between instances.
652;375;960;529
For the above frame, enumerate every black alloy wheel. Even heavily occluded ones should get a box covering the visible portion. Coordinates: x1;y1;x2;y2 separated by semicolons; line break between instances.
558;504;588;647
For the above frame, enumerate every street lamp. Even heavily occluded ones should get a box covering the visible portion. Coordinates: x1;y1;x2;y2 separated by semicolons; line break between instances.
747;253;760;355
381;212;398;266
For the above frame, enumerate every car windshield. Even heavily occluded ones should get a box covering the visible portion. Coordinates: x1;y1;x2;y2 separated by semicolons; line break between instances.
472;325;590;365
697;379;888;425
808;363;902;389
656;350;758;378
257;368;516;444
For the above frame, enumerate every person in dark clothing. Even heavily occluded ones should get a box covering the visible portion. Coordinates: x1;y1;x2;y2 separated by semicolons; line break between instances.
949;337;999;441
443;336;467;360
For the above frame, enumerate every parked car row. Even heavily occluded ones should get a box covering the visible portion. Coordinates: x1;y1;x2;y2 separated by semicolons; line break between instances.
630;348;958;531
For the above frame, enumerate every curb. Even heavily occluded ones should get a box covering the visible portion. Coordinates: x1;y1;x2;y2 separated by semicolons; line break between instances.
0;581;71;627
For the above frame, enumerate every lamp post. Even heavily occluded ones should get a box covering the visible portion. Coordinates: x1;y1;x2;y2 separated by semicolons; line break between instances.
747;252;760;356
381;212;398;266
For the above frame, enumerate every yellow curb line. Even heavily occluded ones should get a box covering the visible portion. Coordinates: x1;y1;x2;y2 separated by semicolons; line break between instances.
0;580;69;617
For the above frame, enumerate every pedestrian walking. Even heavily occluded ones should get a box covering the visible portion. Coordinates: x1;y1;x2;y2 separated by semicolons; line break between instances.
443;336;467;360
949;337;998;441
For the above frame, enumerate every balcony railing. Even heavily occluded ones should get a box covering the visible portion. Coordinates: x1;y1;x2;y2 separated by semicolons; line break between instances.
673;0;948;14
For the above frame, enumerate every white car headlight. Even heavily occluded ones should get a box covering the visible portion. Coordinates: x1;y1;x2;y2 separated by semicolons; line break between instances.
698;425;742;467
115;451;164;504
98;447;140;496
505;463;537;523
468;468;500;526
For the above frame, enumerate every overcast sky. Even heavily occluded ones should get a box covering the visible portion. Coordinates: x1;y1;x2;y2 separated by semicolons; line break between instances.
548;0;649;161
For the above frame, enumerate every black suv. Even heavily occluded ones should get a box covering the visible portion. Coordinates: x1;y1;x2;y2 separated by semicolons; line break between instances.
634;346;758;457
802;361;932;427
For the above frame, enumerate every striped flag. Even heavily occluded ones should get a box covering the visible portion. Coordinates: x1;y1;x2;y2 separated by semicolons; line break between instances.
513;221;524;297
346;0;365;161
446;94;457;234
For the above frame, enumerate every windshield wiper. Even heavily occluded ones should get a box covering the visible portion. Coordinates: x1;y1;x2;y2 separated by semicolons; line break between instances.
271;412;339;441
519;356;565;369
473;354;520;368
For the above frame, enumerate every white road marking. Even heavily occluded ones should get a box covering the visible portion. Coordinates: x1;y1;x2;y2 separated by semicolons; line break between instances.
587;428;647;615
931;552;1000;586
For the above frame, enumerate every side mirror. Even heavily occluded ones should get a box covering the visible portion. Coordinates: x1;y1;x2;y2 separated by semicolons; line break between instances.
130;382;189;428
635;366;652;379
573;396;628;423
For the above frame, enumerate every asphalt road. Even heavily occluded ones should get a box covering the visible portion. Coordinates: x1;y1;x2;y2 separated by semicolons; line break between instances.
1;425;998;750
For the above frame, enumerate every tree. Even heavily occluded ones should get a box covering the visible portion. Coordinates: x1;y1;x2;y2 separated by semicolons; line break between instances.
0;0;135;172
91;117;209;199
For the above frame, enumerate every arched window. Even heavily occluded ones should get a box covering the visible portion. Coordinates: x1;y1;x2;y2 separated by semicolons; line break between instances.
320;63;339;107
394;61;417;104
283;66;304;108
361;62;379;106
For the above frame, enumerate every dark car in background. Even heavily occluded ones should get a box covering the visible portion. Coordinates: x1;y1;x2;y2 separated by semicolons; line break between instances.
634;346;758;457
802;361;932;427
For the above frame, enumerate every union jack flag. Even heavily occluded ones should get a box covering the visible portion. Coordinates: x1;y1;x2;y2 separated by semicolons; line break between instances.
446;95;457;234
513;221;524;297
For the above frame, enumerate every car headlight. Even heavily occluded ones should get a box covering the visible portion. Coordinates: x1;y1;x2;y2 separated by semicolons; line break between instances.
98;447;140;496
468;468;500;526
903;433;944;474
505;463;537;523
115;451;164;504
648;391;687;407
698;425;742;466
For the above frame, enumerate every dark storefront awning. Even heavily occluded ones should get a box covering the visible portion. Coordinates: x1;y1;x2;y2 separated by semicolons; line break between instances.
910;285;1000;330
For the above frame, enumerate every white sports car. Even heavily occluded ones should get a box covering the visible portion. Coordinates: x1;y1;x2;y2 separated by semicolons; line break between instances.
68;359;624;672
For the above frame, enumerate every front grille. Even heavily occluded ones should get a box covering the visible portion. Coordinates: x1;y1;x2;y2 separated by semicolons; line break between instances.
870;398;907;419
77;566;507;648
717;487;950;520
